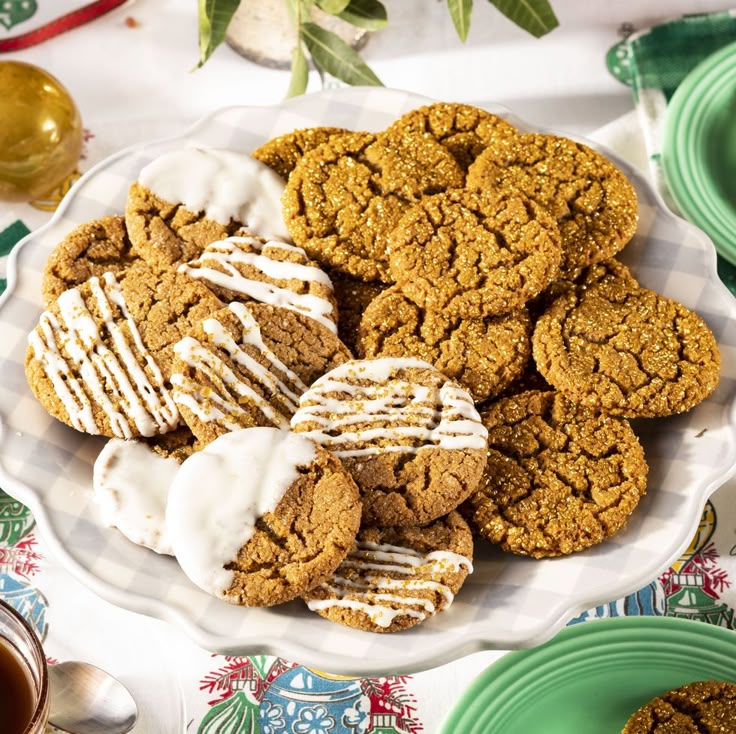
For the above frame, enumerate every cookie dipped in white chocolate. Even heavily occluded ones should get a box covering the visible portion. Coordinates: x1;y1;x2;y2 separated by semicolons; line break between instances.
125;147;290;269
140;148;290;242
166;427;362;607
93;438;179;555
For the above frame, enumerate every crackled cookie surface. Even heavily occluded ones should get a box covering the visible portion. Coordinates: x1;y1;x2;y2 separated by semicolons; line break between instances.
622;681;736;734
388;188;562;318
532;260;721;417
125;147;290;269
25;261;222;439
303;511;473;633
167;427;361;607
358;286;531;403
291;357;488;527
464;390;647;558
283;131;464;283
171;301;351;445
467;133;638;278
42;215;142;306
252;126;351;179
179;234;338;333
383;101;518;170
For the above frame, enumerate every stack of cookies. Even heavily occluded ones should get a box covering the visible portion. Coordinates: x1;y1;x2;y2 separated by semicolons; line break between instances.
24;102;721;635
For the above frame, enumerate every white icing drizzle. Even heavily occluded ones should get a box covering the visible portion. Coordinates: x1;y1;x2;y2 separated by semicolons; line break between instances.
179;236;337;333
306;540;473;628
138;148;290;242
28;273;178;438
171;302;309;430
166;428;316;597
93;438;179;555
290;358;487;458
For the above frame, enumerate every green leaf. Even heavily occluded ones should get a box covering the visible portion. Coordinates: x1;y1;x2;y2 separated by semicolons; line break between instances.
337;0;388;30
301;21;383;86
286;42;309;97
486;0;558;38
197;0;241;68
447;0;472;42
316;0;351;13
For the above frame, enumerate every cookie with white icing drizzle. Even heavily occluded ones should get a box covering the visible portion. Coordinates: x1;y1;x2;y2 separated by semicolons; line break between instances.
171;301;351;446
290;357;488;527
166;427;362;606
125;147;290;270
178;234;338;334
302;511;473;632
25;261;223;439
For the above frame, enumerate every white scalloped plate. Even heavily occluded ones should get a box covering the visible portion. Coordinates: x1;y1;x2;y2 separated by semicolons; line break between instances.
1;87;735;675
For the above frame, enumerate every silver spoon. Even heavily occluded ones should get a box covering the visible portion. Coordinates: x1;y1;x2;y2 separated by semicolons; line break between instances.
47;661;139;734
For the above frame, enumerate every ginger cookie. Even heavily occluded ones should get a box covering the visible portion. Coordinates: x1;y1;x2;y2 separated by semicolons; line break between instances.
532;260;721;417
144;424;201;462
42;215;142;306
282;131;465;283
252;126;351;179
383;102;518;170
388;188;562;319
467;133;638;278
25;261;222;439
93;438;180;555
171;301;351;446
358;286;531;403
463;390;647;558
178;234;338;333
166;427;362;607
328;268;387;355
125;147;290;269
303;511;473;633
622;681;736;734
290;357;488;527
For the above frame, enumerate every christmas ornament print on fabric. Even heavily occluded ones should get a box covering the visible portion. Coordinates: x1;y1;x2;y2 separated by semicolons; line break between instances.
197;656;423;734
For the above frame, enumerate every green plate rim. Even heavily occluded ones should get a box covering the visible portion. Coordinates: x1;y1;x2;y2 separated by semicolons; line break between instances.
663;39;736;265
438;617;736;734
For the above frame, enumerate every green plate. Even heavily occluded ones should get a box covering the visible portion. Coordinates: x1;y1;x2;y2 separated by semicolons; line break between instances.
663;40;736;266
438;617;736;734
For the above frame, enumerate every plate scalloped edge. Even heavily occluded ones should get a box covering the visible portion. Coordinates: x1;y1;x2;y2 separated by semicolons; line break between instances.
0;87;735;675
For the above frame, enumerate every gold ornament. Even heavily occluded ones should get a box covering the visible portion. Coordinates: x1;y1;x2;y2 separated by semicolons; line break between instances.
0;61;83;202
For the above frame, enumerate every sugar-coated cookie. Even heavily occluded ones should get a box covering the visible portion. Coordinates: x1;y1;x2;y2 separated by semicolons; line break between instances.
464;390;647;558
622;681;736;734
532;260;721;417
467;133;638;278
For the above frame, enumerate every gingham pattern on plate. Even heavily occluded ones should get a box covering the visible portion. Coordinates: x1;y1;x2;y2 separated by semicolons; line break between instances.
1;88;735;675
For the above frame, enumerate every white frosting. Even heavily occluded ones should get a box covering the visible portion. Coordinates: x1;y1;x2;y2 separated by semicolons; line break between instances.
171;302;309;430
28;273;179;438
92;439;179;555
307;540;473;628
138;148;290;242
290;358;488;458
166;427;317;597
179;236;337;333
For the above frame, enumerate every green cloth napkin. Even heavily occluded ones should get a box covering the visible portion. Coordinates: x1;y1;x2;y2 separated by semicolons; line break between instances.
606;11;736;294
0;219;29;295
